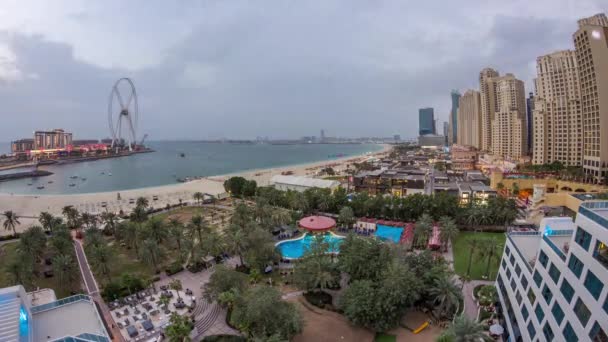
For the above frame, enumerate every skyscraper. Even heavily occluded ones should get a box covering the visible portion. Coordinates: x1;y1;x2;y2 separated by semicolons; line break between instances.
526;92;534;153
479;68;500;151
418;107;435;135
449;90;461;144
456;90;482;149
443;121;449;145
532;50;582;166
574;13;608;183
490;74;527;159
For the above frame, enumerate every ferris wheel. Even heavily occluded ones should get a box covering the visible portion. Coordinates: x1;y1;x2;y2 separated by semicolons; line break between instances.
108;78;139;151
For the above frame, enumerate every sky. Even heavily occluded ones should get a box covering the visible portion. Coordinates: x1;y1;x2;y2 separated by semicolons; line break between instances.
0;0;605;141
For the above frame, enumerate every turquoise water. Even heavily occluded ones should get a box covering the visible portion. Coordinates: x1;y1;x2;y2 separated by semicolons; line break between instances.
375;225;403;243
276;233;345;259
0;141;382;194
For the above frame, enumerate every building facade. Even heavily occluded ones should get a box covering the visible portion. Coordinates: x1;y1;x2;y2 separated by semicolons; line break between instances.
451;144;478;171
574;14;608;183
532;50;582;166
491;74;527;159
457;90;482;149
479;68;500;151
34;129;73;150
419;107;436;135
527;92;534;153
10;139;35;153
449;90;461;144
496;202;608;342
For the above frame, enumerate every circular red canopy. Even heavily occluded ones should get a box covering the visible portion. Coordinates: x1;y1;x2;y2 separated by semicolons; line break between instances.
298;216;336;231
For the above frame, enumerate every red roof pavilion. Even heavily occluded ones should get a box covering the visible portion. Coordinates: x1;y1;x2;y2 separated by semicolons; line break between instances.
298;216;336;232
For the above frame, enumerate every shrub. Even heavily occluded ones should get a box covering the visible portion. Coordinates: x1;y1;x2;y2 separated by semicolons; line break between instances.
304;291;333;310
187;262;206;273
202;336;246;342
165;262;184;276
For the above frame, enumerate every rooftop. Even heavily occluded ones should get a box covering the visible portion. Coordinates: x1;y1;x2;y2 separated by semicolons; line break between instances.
271;175;340;188
298;216;336;231
33;300;107;342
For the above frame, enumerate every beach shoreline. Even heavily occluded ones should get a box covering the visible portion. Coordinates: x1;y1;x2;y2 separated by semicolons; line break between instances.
0;144;391;235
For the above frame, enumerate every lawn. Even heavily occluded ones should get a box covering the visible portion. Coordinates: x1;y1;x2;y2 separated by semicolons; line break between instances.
98;239;158;284
453;232;506;281
0;242;81;299
375;334;396;342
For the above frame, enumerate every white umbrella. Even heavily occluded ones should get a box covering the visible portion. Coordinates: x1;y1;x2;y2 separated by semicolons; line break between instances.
490;324;504;335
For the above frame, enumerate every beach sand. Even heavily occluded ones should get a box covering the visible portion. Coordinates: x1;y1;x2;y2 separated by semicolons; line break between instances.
0;144;390;235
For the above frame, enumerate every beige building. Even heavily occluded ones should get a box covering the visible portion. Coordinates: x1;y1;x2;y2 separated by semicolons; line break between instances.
532;50;582;166
490;74;527;159
574;13;608;183
479;68;499;151
456;89;482;149
34;129;73;150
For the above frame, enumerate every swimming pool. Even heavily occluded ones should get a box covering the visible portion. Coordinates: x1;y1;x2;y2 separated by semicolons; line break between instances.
375;225;404;243
276;232;345;259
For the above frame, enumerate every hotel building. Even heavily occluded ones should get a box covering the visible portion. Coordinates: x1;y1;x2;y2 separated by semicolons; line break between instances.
10;139;35;153
479;68;499;151
0;285;110;341
496;201;608;341
449;90;461;145
419;107;436;135
456;90;482;149
491;74;527;159
574;14;608;183
34;129;73;150
532;50;582;166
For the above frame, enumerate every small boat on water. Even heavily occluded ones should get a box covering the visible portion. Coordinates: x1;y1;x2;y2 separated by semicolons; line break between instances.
180;153;186;157
101;171;105;175
37;186;45;190
108;173;113;176
48;181;54;184
27;183;32;186
81;178;87;181
69;183;76;187
69;175;78;179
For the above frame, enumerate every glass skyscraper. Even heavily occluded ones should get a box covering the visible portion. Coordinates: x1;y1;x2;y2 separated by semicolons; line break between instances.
450;90;461;143
418;107;435;135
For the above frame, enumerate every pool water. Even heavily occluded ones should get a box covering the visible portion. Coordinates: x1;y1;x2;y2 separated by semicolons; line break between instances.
375;225;404;243
276;233;345;259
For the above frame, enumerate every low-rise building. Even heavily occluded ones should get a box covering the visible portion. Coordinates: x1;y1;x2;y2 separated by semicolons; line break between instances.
0;285;110;342
10;139;35;154
352;170;425;197
451;144;479;171
496;202;608;341
418;134;446;148
270;175;340;192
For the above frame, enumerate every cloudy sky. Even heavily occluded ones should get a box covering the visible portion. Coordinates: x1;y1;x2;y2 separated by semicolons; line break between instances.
0;0;604;141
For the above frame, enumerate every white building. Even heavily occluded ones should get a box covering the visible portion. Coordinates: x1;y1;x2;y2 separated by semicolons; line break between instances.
496;201;608;341
0;285;109;342
270;175;340;192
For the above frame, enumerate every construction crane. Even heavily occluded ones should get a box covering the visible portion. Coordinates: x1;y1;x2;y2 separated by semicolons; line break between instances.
139;134;148;146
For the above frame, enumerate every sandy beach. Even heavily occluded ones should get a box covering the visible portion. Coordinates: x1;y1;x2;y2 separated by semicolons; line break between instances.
0;144;390;235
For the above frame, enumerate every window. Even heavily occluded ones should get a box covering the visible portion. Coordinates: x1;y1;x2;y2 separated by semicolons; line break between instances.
502;259;507;269
528;288;536;304
563;323;577;342
527;321;536;339
533;270;542;287
516;291;522;305
515;264;521;277
584;270;604;300
522;305;529;320
552;302;564;325
548;263;560;284
560;279;575;303
604;294;608;315
535;303;545;323
506;268;512;279
593;239;608;270
522;276;528;290
543;323;554;341
510;279;516;291
539;250;549;268
568;253;584;278
574;298;591;327
510;254;515;265
575;227;592;250
542;284;553;304
506;245;510;256
590;322;608;342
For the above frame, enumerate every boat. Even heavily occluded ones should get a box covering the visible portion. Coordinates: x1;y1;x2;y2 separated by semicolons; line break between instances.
37;186;45;189
108;173;113;176
48;181;54;184
69;175;78;179
69;183;76;187
81;178;87;181
101;171;105;175
27;183;32;186
180;153;186;157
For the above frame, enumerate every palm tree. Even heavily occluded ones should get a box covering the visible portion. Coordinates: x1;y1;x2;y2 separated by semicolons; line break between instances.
224;227;247;266
119;221;140;256
441;315;492;342
38;211;54;232
130;205;148;225
439;216;459;252
2;210;20;236
169;278;183;300
136;197;149;210
53;254;78;290
140;238;162;273
200;229;225;259
479;238;503;279
270;210;292;228
158;295;170;310
193;192;204;205
465;237;481;278
6;258;33;286
18;226;47;268
49;228;73;255
81;212;97;229
414;213;433;249
168;218;185;260
338;206;355;229
428;276;462;319
188;215;208;243
89;244;113;283
146;217;167;244
84;228;104;249
100;212;118;236
511;182;519;197
464;207;480;228
62;206;80;229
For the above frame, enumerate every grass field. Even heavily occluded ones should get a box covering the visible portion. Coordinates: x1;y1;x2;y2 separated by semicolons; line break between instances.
453;232;506;281
375;334;397;342
0;242;81;298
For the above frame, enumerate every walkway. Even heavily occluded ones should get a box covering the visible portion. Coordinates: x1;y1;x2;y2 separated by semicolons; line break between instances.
462;280;494;320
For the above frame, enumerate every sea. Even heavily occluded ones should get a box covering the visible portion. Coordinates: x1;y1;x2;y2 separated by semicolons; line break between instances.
0;141;382;195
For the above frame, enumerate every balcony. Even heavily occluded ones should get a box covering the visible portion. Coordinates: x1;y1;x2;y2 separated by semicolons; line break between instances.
31;294;91;314
580;201;608;229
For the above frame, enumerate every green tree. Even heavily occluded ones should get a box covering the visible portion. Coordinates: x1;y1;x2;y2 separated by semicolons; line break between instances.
224;176;247;197
140;238;163;273
439;216;459;252
49;227;73;255
38;211;55;232
130;205;148;225
338;206;355;229
18;226;47;268
169;278;183;300
168;218;185;261
193;191;204;205
511;182;520;197
465;237;481;278
136;197;149;209
428;276;462;319
204;265;248;303
414;213;433;249
145;216;168;244
62;205;80;229
224;224;248;266
100;211;118;236
2;210;21;236
293;235;338;292
165;312;193;342
6;257;33;286
118;221;140;256
479;238;503;279
440;315;492;342
338;234;393;282
52;253;78;290
188;214;208;244
84;228;104;249
231;286;302;340
89;244;113;283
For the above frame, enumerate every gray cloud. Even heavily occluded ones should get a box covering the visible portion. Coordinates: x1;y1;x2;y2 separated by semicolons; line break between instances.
0;1;605;141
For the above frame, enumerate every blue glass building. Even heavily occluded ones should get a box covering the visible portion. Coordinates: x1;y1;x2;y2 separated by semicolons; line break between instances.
418;107;435;135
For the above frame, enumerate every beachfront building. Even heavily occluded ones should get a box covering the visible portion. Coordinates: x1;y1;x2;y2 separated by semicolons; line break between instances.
0;285;110;342
270;175;340;192
490;74;527;160
10;139;35;154
34;129;73;150
496;202;608;341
